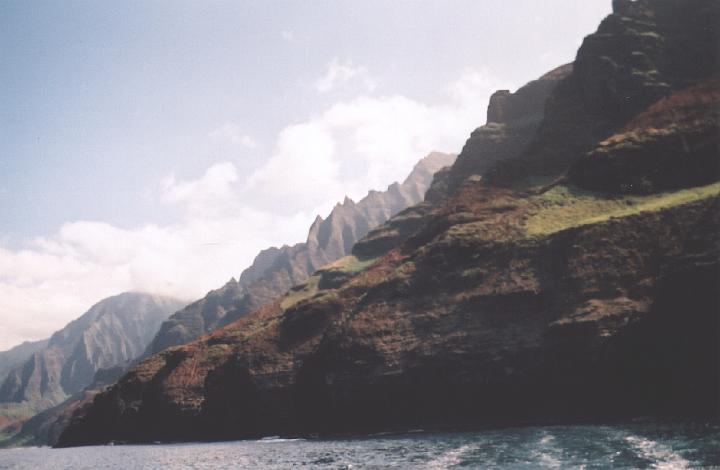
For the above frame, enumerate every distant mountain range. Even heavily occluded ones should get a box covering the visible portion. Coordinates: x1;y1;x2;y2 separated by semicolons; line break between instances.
143;151;455;357
0;293;183;441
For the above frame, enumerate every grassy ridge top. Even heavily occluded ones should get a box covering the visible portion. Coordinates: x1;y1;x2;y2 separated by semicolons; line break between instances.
525;181;720;236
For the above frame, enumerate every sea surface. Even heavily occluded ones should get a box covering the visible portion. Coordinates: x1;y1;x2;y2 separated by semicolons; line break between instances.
1;423;718;469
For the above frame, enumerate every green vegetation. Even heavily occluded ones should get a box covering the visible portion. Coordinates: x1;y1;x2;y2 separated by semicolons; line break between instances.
0;393;65;421
524;182;720;236
280;275;321;310
510;174;563;190
327;255;378;273
279;256;377;311
0;432;30;449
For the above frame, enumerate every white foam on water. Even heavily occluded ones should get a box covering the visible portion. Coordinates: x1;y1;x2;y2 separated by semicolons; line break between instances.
624;434;693;469
531;433;562;468
256;437;305;443
426;444;475;469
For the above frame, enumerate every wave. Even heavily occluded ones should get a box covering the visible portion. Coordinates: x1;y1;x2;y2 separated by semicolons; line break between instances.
426;444;475;469
531;432;562;468
256;436;306;443
624;434;693;469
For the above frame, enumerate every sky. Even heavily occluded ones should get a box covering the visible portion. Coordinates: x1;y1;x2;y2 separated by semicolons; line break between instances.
0;0;612;350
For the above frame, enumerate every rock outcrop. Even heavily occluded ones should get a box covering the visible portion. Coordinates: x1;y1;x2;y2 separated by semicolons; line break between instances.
57;0;720;447
445;64;572;193
142;152;455;357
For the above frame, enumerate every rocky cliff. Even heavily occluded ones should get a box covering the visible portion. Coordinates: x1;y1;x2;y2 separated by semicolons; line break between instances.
143;152;455;356
0;293;183;440
57;0;719;447
489;0;720;184
0;339;48;385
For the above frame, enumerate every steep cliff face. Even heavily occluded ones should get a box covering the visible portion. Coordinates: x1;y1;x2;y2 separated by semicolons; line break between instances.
0;293;183;427
570;78;720;193
445;64;572;192
489;0;720;183
143;152;455;357
0;340;48;385
57;0;719;447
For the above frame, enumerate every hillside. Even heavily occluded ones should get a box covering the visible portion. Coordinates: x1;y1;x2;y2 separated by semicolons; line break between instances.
143;152;455;356
57;0;720;447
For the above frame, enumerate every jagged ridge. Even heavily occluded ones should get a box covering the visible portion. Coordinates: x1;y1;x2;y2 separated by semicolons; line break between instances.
143;152;455;356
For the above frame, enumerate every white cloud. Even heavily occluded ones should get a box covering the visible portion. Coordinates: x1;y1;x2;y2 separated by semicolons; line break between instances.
315;59;377;93
0;66;515;350
250;66;512;217
209;122;258;149
161;162;239;212
280;30;296;42
0;205;314;350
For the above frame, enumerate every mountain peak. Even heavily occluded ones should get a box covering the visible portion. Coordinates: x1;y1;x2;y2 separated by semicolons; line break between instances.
487;90;512;123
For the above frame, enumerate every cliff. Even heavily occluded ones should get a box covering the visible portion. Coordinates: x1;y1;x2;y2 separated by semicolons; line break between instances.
489;0;720;183
0;339;48;385
142;151;455;356
57;0;719;447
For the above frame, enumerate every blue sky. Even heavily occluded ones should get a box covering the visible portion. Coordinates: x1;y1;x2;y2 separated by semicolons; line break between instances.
0;1;612;349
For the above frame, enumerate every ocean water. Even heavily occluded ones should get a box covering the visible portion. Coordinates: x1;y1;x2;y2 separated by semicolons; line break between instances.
1;423;718;469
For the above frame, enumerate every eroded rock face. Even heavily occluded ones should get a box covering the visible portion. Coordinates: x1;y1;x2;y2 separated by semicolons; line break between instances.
0;293;183;406
490;0;720;183
446;64;573;192
0;340;49;385
570;79;720;193
142;152;456;357
57;0;720;447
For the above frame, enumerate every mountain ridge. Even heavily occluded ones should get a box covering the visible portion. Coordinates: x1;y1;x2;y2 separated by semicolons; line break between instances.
143;151;455;357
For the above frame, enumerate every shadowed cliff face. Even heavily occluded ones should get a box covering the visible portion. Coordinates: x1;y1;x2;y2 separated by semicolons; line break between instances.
142;152;455;357
489;0;720;183
570;79;720;193
444;64;573;194
57;0;719;447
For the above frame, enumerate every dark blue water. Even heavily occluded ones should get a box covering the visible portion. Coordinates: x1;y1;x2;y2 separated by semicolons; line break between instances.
1;423;718;469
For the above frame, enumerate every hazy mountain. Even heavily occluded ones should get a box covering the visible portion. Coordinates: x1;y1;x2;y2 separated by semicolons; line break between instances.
0;292;184;433
0;339;49;385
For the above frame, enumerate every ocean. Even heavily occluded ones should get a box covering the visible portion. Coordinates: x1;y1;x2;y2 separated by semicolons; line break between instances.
1;422;718;469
